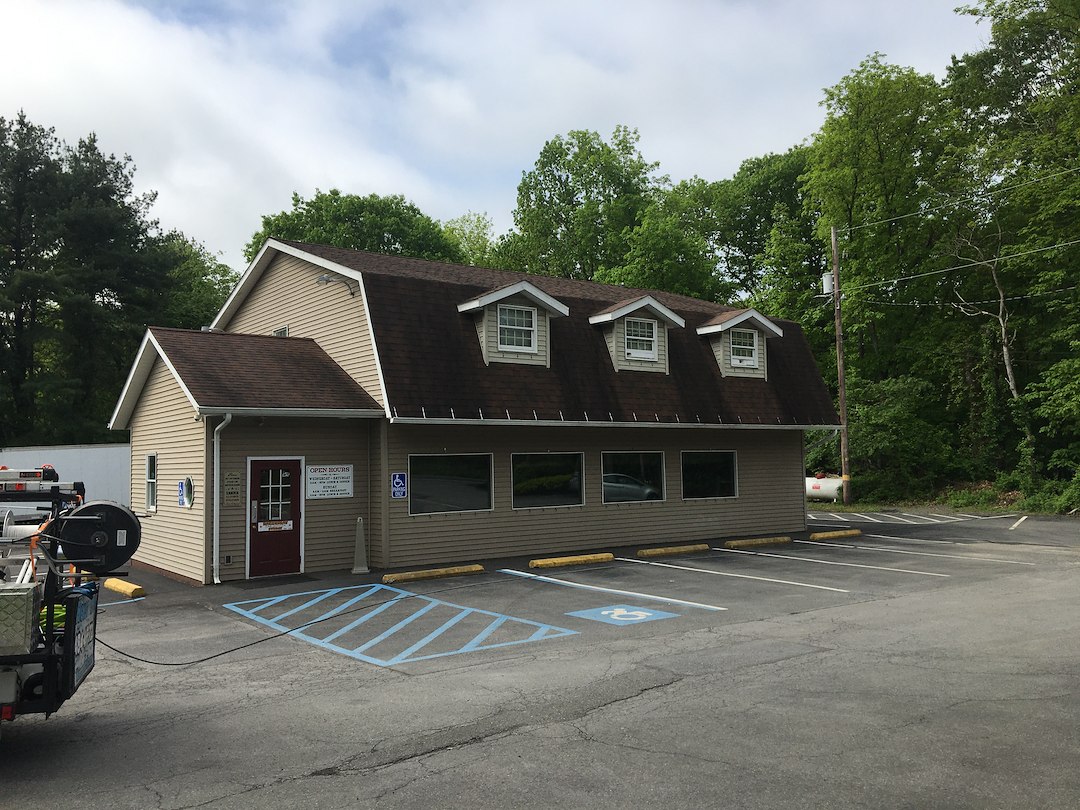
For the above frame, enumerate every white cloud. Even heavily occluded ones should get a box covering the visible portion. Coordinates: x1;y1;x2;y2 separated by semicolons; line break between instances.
1;0;987;271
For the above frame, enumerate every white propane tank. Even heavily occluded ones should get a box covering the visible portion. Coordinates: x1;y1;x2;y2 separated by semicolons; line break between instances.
806;476;844;502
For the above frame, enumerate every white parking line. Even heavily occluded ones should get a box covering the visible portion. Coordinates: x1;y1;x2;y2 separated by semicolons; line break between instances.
498;568;728;611
865;533;961;545
853;513;884;523
712;547;950;577
793;540;1036;565
828;513;849;521
874;513;919;523
903;513;942;523
616;557;850;593
1009;515;1028;531
930;514;965;521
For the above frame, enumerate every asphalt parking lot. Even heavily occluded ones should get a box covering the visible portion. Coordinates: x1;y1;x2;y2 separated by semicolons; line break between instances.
3;511;1078;808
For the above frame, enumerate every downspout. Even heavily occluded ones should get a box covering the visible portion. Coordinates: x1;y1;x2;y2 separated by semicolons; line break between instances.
213;412;233;584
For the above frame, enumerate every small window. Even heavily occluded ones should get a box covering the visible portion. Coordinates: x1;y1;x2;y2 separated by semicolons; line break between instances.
681;451;737;499
730;329;758;367
409;454;493;515
602;452;665;503
498;305;537;352
145;454;158;511
625;318;657;361
272;326;289;337
512;453;584;509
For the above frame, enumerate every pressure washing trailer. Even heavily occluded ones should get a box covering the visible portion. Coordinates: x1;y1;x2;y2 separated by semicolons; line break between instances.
0;466;140;737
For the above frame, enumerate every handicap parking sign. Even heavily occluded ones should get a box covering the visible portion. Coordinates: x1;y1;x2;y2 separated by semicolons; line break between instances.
566;604;679;625
391;472;407;499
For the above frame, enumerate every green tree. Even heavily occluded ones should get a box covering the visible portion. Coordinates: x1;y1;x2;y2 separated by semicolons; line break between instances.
502;126;663;280
153;233;237;329
442;210;498;267
244;190;464;264
0;113;169;444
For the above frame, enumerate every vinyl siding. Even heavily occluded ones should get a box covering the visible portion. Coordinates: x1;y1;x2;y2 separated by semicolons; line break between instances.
127;358;209;583
711;330;768;380
214;417;373;581
481;295;550;367
381;424;805;568
603;318;669;374
221;253;385;406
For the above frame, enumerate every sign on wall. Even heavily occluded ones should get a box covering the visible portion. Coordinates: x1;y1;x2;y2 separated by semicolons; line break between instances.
223;471;242;506
307;464;354;499
391;472;407;499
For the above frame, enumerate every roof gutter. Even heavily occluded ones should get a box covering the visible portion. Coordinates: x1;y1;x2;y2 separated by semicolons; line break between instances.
196;407;385;419
388;416;840;431
212;412;233;585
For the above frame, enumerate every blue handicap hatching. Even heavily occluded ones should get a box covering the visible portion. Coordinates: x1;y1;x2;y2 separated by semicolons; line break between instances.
224;583;576;667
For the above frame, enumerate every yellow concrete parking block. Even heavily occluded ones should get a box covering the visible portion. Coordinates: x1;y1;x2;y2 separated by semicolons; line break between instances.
722;536;793;549
637;544;711;558
808;529;863;541
382;564;485;584
104;578;146;598
529;553;614;569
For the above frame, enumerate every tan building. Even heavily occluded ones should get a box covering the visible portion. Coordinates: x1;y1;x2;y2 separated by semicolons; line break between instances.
109;240;839;584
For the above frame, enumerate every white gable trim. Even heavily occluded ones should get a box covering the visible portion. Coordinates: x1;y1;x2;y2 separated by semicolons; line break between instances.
108;330;201;430
208;239;391;418
210;239;365;330
588;295;686;328
457;280;570;317
695;308;784;338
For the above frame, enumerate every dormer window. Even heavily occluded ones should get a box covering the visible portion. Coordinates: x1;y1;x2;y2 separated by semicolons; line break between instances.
729;329;758;368
625;318;658;361
498;305;537;353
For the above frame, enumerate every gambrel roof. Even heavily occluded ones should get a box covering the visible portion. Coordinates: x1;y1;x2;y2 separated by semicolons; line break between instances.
197;240;839;430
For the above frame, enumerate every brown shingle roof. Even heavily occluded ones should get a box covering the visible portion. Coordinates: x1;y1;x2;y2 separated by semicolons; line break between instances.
149;327;382;413
273;241;840;427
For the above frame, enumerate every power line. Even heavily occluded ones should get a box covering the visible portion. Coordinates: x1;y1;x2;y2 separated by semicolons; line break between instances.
846;166;1080;233
841;238;1080;293
859;285;1077;309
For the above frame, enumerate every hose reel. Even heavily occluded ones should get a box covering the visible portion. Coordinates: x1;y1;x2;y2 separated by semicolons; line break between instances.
53;501;141;575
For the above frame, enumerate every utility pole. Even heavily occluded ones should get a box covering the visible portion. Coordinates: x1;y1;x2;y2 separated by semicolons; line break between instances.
830;226;852;505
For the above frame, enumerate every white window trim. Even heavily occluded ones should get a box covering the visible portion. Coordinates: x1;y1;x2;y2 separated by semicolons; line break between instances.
510;452;585;511
497;304;538;353
271;326;289;337
407;453;495;516
729;329;759;368
600;451;667;505
680;450;739;500
624;317;658;361
145;453;158;512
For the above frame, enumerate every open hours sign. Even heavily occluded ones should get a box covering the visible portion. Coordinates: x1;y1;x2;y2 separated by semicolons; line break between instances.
306;464;354;499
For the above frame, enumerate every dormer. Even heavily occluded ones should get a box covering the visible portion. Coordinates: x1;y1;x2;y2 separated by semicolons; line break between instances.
696;308;783;380
458;280;569;367
589;295;686;374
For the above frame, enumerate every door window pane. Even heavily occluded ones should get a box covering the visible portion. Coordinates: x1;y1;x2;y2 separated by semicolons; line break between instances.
601;452;664;503
409;455;492;515
258;467;293;521
681;451;737;499
512;453;583;509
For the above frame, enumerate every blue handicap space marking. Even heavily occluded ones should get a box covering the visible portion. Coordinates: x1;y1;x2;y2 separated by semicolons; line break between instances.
223;584;576;667
566;604;680;625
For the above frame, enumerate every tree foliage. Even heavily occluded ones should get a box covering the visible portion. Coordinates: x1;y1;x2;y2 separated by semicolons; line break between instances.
0;113;234;445
245;189;464;264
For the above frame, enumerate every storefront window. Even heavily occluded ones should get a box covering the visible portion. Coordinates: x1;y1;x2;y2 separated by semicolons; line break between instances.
512;453;583;509
409;454;493;515
601;452;664;503
681;451;737;499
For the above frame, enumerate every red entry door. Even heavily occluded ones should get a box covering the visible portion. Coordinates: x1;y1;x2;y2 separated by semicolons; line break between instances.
249;459;302;577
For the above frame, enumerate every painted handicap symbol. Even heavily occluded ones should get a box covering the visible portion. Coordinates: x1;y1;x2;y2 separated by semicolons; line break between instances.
601;607;653;621
567;604;680;626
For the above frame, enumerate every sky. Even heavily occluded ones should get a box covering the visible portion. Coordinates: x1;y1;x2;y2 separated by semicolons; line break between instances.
3;1;989;272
